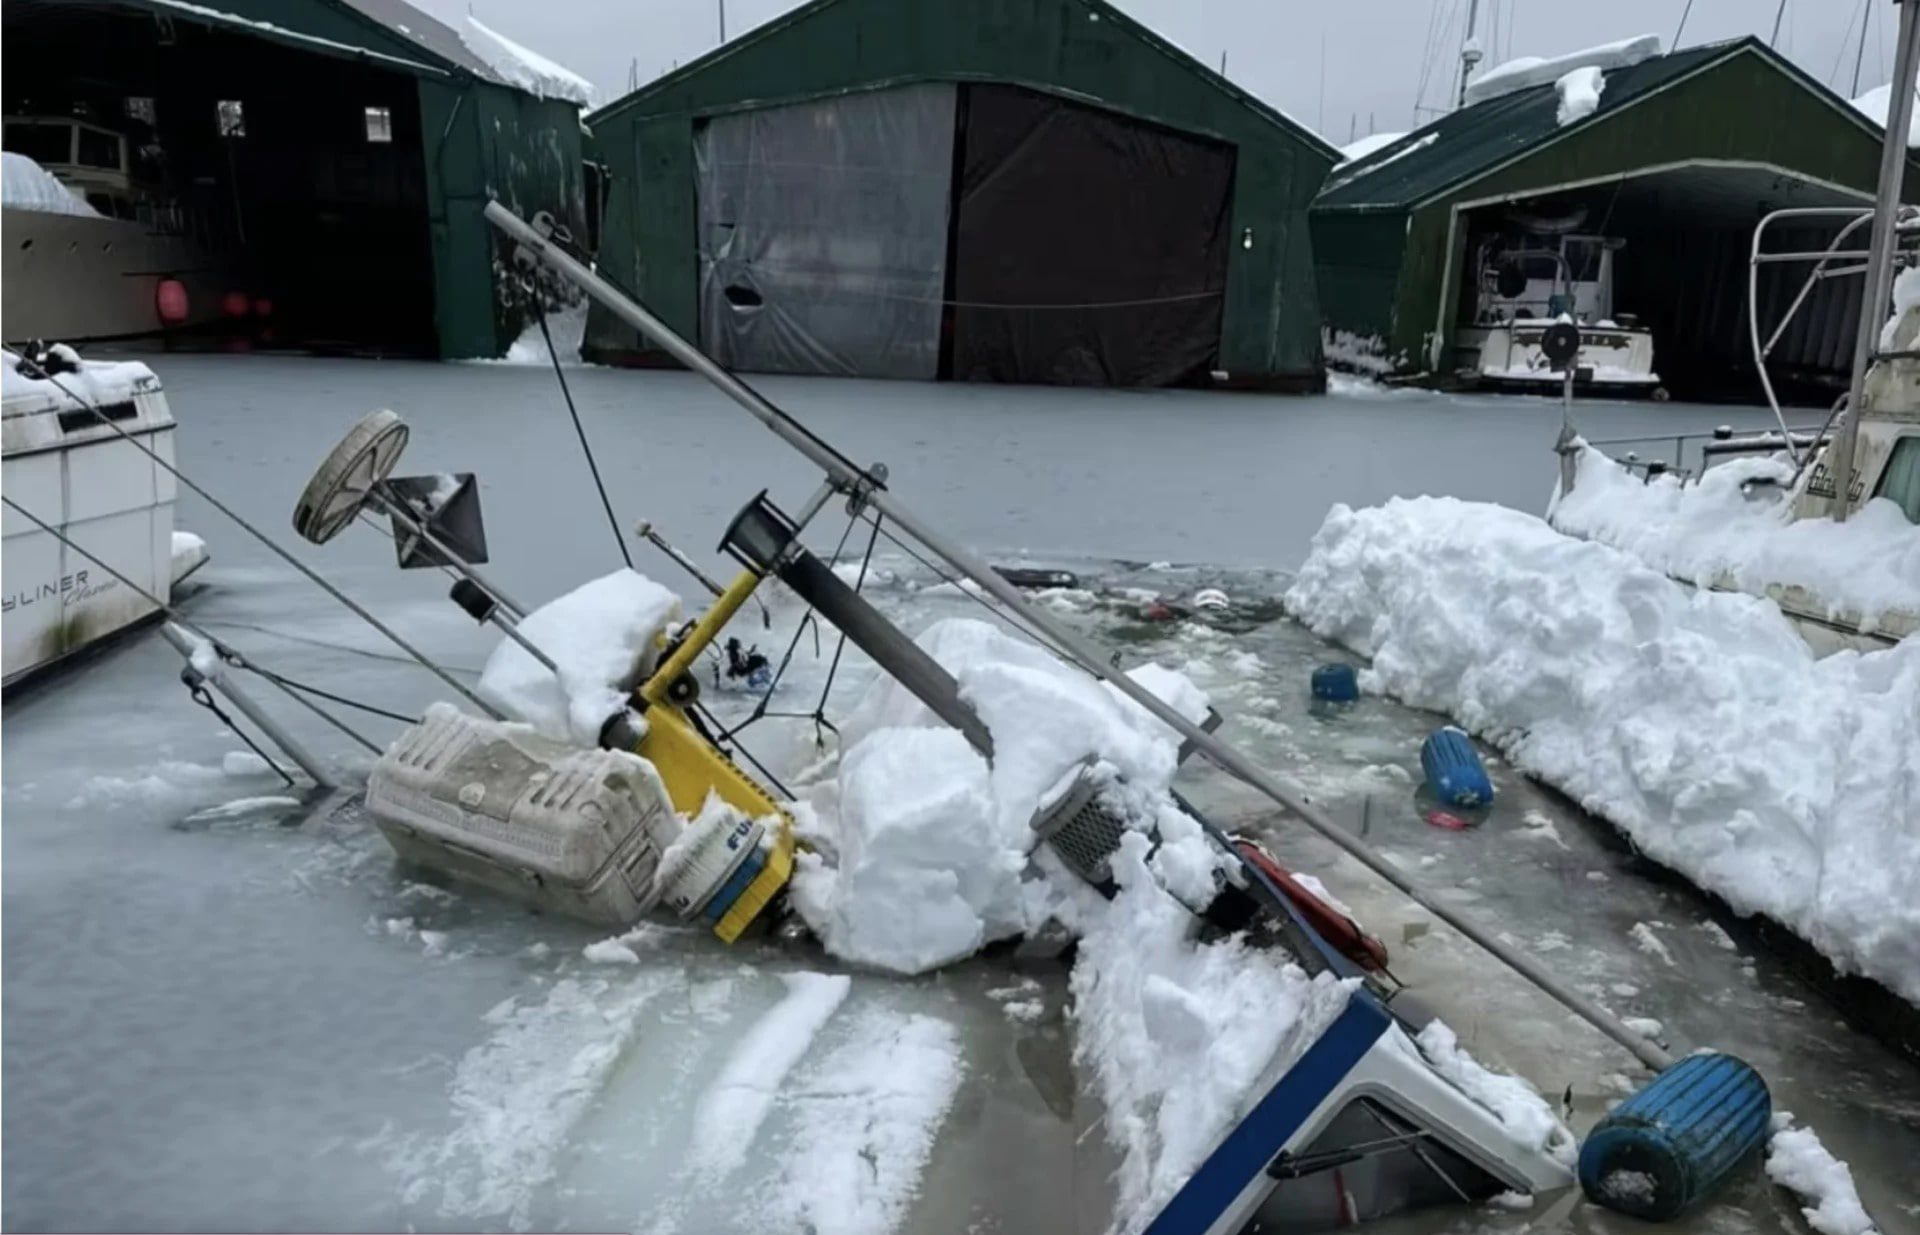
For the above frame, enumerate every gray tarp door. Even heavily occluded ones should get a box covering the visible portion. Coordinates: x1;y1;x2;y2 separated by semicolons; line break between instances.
694;83;957;379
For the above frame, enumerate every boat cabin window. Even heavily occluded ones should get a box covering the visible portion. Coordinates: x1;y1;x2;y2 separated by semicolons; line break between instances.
216;99;245;138
1875;436;1920;524
125;96;156;126
3;121;73;166
364;106;393;144
1251;1097;1503;1234
75;126;121;171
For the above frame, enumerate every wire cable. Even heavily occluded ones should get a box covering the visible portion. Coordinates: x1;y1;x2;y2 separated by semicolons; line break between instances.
18;357;501;717
0;492;383;755
535;308;633;570
184;678;296;788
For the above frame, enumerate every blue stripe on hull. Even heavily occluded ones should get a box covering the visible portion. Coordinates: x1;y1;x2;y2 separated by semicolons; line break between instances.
1144;992;1393;1235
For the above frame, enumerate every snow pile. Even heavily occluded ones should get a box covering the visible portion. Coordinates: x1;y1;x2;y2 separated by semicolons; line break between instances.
1285;497;1920;1002
1;152;99;217
1321;328;1400;376
791;617;1221;976
1323;133;1438;190
1549;443;1920;634
1071;830;1358;1225
1404;1022;1576;1165
1465;34;1660;105
478;568;681;744
1338;131;1407;162
1766;1113;1879;1235
461;16;595;106
2;347;157;413
477;303;588;367
1851;82;1920;148
1555;66;1606;125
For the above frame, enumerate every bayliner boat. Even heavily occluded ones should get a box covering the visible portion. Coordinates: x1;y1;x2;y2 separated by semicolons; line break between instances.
2;344;208;686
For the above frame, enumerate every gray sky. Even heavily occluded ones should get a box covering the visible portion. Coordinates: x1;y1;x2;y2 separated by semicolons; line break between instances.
417;0;1902;141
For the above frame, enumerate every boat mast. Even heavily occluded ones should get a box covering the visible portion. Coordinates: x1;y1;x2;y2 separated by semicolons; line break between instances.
1835;0;1920;521
1455;0;1484;108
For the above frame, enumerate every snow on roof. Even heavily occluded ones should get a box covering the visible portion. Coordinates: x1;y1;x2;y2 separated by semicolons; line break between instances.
1;153;100;219
1851;81;1920;148
1337;131;1407;163
1322;131;1438;190
1465;33;1661;106
1555;66;1606;127
460;15;595;107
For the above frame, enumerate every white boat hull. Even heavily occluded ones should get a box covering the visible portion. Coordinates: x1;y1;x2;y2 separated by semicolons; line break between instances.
2;357;180;685
1469;322;1662;394
1;207;227;343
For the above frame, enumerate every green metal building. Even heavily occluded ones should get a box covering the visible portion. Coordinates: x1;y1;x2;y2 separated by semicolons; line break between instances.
4;0;588;358
585;0;1339;389
1311;37;1918;399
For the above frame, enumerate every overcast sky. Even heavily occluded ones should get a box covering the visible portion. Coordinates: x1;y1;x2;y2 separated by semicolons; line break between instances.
414;0;1903;142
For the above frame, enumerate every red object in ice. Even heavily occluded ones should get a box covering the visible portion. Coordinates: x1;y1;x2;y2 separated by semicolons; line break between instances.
252;297;273;318
222;290;250;318
155;279;190;324
1424;809;1474;830
1234;839;1390;973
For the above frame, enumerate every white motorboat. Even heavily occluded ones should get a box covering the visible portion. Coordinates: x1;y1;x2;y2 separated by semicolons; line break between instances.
2;115;233;343
2;345;207;686
1550;206;1920;654
1457;228;1666;397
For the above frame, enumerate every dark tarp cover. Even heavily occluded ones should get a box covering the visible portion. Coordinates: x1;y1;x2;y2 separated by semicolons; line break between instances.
948;83;1236;386
694;83;956;379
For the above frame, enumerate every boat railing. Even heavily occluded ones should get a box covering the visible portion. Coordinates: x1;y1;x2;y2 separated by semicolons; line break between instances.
1747;205;1919;472
1578;424;1831;484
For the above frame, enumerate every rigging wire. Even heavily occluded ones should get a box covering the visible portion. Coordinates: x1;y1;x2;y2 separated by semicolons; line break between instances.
534;306;633;570
184;678;297;788
17;357;500;717
1673;0;1697;49
0;492;384;755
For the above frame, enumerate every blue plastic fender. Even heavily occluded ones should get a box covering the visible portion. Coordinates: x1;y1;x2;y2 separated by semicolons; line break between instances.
1579;1052;1771;1220
1420;727;1493;807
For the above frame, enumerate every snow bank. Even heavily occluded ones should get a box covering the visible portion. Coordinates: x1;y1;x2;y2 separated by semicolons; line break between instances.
1851;82;1920;148
1549;444;1920;635
1;152;98;217
1555;66;1606;126
1766;1113;1879;1235
1465;34;1660;105
1285;497;1920;1003
461;16;594;106
792;617;1221;975
477;568;681;744
1338;131;1407;162
1070;831;1357;1227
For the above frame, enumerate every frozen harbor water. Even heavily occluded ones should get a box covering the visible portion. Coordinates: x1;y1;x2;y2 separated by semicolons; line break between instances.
4;354;1915;1233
